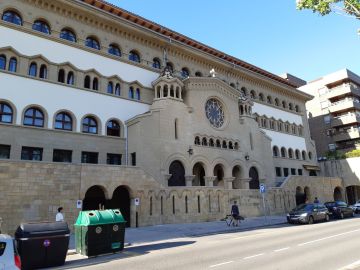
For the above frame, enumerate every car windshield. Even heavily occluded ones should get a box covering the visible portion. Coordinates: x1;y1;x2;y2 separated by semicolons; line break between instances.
294;204;313;211
0;242;6;256
336;201;347;207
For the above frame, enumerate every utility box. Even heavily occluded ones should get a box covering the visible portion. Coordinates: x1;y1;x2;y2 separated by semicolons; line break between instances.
75;209;126;257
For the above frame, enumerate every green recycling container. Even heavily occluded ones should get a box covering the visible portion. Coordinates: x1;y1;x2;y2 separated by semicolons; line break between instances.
75;209;126;257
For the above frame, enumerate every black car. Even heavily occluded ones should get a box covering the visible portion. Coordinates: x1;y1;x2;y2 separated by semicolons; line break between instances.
287;203;330;224
324;201;355;219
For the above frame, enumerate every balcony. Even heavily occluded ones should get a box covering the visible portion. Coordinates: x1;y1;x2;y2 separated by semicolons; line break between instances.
331;115;360;127
333;128;360;142
329;99;360;113
324;85;360;99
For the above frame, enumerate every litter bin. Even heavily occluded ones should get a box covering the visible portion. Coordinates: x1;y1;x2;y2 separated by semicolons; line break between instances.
75;209;126;257
15;221;70;270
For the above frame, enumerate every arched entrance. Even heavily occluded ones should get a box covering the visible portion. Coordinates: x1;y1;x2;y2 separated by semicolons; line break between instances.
83;185;107;211
304;186;311;202
334;186;343;201
109;186;131;227
295;186;305;205
213;164;224;186
168;160;185;186
249;167;260;189
193;162;205;186
346;185;360;205
232;165;242;189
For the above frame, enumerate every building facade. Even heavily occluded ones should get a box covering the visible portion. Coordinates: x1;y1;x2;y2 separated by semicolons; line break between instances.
0;0;341;232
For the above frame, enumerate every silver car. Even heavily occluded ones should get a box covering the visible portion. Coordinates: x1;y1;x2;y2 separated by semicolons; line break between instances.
0;234;21;270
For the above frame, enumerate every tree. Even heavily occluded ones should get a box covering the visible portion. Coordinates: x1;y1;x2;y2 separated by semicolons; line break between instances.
296;0;360;19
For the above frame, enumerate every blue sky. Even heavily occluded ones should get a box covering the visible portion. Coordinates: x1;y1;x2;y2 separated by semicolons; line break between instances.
107;0;360;82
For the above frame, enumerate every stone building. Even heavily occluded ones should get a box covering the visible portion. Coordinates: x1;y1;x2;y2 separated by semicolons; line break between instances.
0;0;342;232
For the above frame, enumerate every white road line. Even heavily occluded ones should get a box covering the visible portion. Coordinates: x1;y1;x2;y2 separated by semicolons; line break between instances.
274;247;290;252
243;253;264;260
298;229;360;247
209;261;234;268
338;260;360;270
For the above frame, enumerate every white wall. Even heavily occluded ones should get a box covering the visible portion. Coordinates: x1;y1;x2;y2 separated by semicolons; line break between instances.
253;102;303;125
262;129;307;151
0;72;149;135
0;26;159;88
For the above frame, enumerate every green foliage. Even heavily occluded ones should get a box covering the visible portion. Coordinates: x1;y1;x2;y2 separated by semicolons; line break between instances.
325;150;346;160
344;149;360;158
296;0;360;18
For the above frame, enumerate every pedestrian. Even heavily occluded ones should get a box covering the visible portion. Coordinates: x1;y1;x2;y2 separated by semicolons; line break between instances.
231;201;240;226
314;197;320;203
56;207;64;222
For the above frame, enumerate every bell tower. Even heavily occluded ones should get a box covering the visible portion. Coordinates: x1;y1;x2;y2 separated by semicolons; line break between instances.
152;67;184;102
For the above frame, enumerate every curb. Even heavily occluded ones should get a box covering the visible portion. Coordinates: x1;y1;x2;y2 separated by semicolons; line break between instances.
67;243;132;256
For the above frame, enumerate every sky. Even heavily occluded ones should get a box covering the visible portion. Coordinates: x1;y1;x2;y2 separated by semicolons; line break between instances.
106;0;360;82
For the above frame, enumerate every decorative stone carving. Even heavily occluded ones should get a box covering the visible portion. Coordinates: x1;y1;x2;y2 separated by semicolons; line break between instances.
204;176;217;187
238;94;254;118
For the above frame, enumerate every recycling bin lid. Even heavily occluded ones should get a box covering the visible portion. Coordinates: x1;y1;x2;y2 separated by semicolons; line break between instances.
15;221;70;239
75;209;126;226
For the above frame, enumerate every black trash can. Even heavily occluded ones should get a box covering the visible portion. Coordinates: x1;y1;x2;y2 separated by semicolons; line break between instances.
15;221;70;270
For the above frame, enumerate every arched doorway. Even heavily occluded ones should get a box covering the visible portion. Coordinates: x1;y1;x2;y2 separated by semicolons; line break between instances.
83;185;107;211
168;160;185;186
295;186;305;205
109;186;131;227
193;162;205;186
249;167;260;189
232;166;242;189
334;187;343;201
346;185;360;205
213;164;224;186
304;186;311;202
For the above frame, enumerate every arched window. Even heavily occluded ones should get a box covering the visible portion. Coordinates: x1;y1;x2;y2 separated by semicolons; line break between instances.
23;107;44;127
281;147;287;158
202;137;208;146
308;151;313;160
267;96;272;104
273;146;279;157
229;142;233;149
259;93;264;101
289;103;293;110
108;44;121;57
152;58;161;69
288;148;294;159
302;150;307;160
92;77;98;90
107;120;120;137
115;84;121;96
85;37;100;50
0;102;13;123
55;112;72;131
250;90;256;99
274;98;279;106
32;20;51;34
0;55;6;70
128;87;134;99
216;139;221;148
181;68;190;78
60;28;76;42
129;50;140;63
194;136;200;145
58;69;65;83
222;140;227;149
166;62;174;73
107;82;113;94
195;71;202;77
136;88;140;100
82;117;98;134
234;142;239;150
67;71;75;85
8;57;17;72
209;138;214;147
2;10;22;25
295;149;300;160
84;75;91;89
28;62;37;77
39;64;47;79
174;119;178;139
240;87;247;96
282;101;287;109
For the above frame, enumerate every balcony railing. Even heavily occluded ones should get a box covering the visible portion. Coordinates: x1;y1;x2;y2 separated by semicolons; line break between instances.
329;99;360;113
324;84;360;99
331;114;360;127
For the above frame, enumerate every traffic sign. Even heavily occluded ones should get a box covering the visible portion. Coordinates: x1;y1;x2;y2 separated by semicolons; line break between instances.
260;183;266;193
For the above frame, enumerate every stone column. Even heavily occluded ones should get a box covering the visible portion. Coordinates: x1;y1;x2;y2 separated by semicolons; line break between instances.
162;173;172;187
185;175;195;187
204;176;217;187
241;178;252;189
224;177;235;190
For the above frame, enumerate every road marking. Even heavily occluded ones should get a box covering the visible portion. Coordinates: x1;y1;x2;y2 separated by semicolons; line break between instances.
274;247;290;252
298;229;360;246
338;260;360;270
243;253;264;260
209;261;234;268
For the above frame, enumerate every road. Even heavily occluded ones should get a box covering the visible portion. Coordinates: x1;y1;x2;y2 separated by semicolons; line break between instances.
69;217;360;270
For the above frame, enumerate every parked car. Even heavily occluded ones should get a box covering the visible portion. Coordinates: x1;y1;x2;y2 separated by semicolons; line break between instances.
350;200;360;214
0;234;21;270
324;201;355;219
287;203;330;224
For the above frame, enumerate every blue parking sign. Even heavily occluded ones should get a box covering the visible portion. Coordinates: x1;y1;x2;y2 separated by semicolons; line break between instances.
260;184;266;193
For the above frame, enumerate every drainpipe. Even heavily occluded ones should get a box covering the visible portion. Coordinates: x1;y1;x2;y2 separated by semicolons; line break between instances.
125;125;128;166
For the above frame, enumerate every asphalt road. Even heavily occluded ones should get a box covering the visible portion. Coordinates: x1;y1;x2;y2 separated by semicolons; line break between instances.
70;217;360;270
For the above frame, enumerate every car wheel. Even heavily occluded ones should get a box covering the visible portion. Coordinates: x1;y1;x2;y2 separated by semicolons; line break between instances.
308;216;314;224
340;212;344;219
325;214;330;222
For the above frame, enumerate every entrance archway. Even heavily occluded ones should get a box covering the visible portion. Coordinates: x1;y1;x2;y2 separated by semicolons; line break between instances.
213;164;224;186
168;160;186;186
304;186;311;202
232;166;242;189
334;186;343;201
346;185;360;205
83;185;107;211
249;167;260;189
295;186;305;205
193;162;205;186
109;186;131;227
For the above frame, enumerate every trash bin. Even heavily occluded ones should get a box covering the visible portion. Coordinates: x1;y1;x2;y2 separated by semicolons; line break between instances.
75;209;126;257
15;221;70;270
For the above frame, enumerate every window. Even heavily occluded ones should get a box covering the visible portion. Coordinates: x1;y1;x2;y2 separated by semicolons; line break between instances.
295;150;300;159
53;149;72;163
92;78;98;90
291;168;296;175
23;108;44;127
324;115;331;124
153;58;161;69
289;103;293;110
275;167;282;177
8;57;17;72
298;169;303;175
250;90;256;99
195;71;202;77
107;153;122;165
55;112;72;131
129;50;140;63
267;96;272;104
131;152;136;166
2;10;22;25
129;87;134;99
0;102;13;123
281;147;286;158
85;37;100;50
67;72;75;85
328;144;336;151
181;68;189;78
174;119;178;139
288;149;293;159
115;84;121;96
283;168;289;177
136;88;141;100
0;145;10;159
107;120;120;137
259;93;264;101
277;122;282;132
81;151;98;164
166;62;174;73
302;151;307;160
28;62;37;77
107;82;113;94
282;101;286;108
274;98;279;106
273;146;279;157
108;44;121;57
84;76;91;89
39;64;47;79
58;69;65;83
82;117;98;134
194;136;200;145
60;28;76;42
308;152;313;160
32;20;51;34
21;147;43;161
0;55;6;70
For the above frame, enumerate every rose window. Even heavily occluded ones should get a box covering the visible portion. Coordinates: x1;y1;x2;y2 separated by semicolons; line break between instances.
205;98;225;128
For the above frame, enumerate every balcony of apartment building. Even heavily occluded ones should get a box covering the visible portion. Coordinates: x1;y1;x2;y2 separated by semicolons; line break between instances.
323;83;360;100
332;126;360;142
328;97;360;113
331;112;360;127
